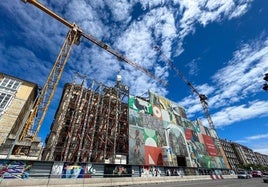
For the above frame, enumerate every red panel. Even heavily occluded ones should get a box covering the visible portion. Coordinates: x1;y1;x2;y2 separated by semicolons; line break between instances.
185;128;192;140
144;146;163;166
202;134;219;156
152;105;162;120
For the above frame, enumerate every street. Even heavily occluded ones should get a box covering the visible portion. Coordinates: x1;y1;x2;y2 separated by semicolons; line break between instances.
125;178;267;187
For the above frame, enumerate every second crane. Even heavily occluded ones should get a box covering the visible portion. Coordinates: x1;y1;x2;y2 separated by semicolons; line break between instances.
154;45;215;130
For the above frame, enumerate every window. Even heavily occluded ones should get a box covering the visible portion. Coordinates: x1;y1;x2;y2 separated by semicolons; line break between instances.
0;77;21;90
0;92;13;117
0;77;20;118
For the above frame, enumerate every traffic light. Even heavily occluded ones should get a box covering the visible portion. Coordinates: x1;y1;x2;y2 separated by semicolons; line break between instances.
264;73;268;81
263;83;268;91
264;73;268;92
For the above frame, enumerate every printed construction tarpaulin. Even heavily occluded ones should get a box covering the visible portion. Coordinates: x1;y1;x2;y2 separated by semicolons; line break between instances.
128;91;228;169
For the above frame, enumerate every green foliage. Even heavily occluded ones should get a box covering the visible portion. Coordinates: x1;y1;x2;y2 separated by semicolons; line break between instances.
237;163;268;171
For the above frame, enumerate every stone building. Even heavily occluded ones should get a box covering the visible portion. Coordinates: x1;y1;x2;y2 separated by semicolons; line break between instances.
219;139;240;170
0;73;43;160
231;142;258;166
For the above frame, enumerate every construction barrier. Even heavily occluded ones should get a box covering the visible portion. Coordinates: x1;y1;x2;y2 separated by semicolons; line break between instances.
0;159;236;186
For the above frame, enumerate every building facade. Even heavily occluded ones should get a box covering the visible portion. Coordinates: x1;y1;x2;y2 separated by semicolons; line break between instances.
0;73;43;159
219;139;240;170
255;152;268;167
219;139;268;171
231;142;258;166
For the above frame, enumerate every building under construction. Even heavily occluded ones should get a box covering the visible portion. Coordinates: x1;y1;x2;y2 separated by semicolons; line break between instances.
42;76;129;163
43;76;230;169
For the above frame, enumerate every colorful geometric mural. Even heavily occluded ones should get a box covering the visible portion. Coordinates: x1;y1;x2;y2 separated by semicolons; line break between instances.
168;124;189;158
143;128;163;165
150;91;187;122
144;146;163;165
51;162;64;178
50;162;95;178
0;160;32;179
61;162;94;178
104;164;132;177
128;92;228;169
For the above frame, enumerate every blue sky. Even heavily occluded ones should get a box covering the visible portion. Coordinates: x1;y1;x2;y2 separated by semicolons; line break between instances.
1;0;268;154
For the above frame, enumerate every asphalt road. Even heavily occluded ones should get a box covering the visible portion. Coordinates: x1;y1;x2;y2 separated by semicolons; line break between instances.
125;177;267;187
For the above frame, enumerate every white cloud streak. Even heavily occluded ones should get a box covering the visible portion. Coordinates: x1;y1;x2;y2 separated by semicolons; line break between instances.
177;0;252;38
181;38;268;127
246;133;268;140
1;0;253;96
212;100;268;127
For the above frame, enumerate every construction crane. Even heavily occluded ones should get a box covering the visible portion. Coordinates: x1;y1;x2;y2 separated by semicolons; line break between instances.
19;0;167;142
154;45;215;129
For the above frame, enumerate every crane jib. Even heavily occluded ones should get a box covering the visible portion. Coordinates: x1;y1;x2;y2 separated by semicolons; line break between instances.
20;0;167;142
22;0;166;86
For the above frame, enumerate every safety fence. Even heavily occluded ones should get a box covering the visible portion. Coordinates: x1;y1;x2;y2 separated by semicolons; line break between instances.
0;159;234;182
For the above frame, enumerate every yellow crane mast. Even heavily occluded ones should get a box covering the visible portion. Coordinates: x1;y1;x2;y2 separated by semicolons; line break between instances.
19;0;166;142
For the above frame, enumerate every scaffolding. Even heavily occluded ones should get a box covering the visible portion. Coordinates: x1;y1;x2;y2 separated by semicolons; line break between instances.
42;78;129;163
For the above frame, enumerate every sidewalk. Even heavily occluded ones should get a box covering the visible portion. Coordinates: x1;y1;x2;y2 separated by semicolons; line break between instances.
0;175;237;187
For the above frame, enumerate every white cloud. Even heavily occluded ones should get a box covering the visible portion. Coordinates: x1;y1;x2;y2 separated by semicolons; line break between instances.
113;6;179;95
177;0;252;39
246;133;268;140
229;4;248;19
105;0;132;22
186;59;200;76
211;39;268;104
253;147;268;155
139;0;166;10
64;0;108;39
179;38;268;127
212;100;268;127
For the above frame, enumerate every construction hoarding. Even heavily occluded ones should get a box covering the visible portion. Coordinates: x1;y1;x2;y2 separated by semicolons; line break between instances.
128;91;228;169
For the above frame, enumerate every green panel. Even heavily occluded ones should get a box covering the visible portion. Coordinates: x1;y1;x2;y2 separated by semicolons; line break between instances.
144;128;157;147
129;95;152;114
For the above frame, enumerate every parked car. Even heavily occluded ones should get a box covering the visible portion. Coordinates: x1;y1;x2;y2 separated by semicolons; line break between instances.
251;170;263;177
237;170;251;179
263;172;268;183
262;171;268;177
